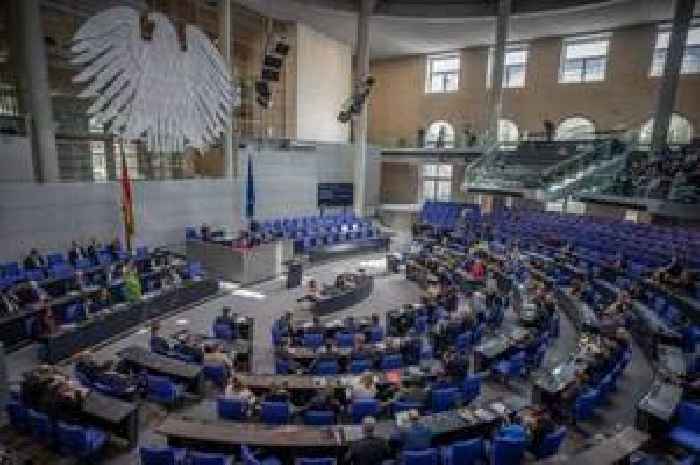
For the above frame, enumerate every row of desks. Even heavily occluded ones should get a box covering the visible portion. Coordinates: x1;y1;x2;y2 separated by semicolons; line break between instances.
40;279;219;363
312;274;374;316
157;394;530;451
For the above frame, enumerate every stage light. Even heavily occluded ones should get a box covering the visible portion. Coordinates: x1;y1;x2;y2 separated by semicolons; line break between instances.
261;68;280;82
255;80;270;97
264;55;283;69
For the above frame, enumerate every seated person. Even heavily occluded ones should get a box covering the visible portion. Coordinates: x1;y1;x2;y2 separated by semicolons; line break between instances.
352;373;377;401
122;262;142;303
303;386;341;415
264;381;292;403
200;223;211;242
520;406;556;451
309;342;338;373
469;259;486;280
74;351;112;384
392;409;432;451
149;325;171;354
393;377;428;406
67;241;84;267
442;347;469;381
108;237;122;258
23;249;45;270
175;334;204;363
203;344;233;374
90;288;112;313
225;376;255;403
85;238;99;263
655;253;695;291
0;289;20;317
345;417;392;465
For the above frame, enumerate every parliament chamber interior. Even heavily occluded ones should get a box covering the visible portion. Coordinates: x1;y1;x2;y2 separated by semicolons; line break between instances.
2;0;700;464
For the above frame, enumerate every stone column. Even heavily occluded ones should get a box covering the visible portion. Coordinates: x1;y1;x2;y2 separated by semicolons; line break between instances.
11;0;59;182
354;0;376;217
651;0;696;152
487;0;511;145
219;0;236;178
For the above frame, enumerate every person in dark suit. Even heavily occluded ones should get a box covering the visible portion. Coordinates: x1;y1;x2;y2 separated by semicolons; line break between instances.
345;417;391;465
67;241;84;267
23;249;45;270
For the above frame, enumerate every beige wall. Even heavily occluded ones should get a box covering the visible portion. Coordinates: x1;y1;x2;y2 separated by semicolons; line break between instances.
294;23;351;142
380;162;420;203
368;23;700;147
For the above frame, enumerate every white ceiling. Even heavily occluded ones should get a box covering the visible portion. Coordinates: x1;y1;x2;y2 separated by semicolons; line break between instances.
234;0;698;58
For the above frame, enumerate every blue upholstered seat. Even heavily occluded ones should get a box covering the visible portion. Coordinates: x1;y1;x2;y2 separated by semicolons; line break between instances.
670;402;700;453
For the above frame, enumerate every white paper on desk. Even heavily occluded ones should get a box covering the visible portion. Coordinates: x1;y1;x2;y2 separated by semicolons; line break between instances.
395;411;410;428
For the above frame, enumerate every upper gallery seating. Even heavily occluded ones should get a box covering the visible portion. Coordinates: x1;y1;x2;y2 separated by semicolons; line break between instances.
603;147;700;203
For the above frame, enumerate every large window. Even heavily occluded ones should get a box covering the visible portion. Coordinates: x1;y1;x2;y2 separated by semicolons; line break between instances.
651;24;700;76
423;164;453;201
639;113;694;146
498;119;519;149
426;120;455;148
487;46;529;88
426;54;460;93
556;117;596;140
559;34;610;83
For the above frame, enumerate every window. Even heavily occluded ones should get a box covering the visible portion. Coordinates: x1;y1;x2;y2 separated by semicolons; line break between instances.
425;120;455;148
651;24;700;76
487;46;529;88
498;119;519;149
426;54;460;93
639;113;693;146
556;117;596;140
423;164;453;201
559;34;610;83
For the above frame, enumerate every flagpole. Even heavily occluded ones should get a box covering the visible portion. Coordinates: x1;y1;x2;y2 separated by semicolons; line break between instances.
119;137;134;252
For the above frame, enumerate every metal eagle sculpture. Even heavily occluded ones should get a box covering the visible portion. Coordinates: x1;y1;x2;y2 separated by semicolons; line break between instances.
71;6;234;151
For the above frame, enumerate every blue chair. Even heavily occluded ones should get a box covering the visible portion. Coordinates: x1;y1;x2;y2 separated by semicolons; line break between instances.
203;365;228;387
139;446;188;465
217;397;248;420
190;452;233;465
393;400;423;415
351;399;379;424
242;445;282;465
573;389;599;423
461;376;481;404
491;437;525;465
27;409;53;443
349;358;372;374
336;332;354;348
431;388;460;413
530;426;567;459
185;261;203;280
368;326;384;343
380;354;404;370
213;323;234;341
441;438;484;465
145;375;183;406
402;448;438;465
56;422;107;459
314;359;340;375
261;402;291;425
47;252;65;267
275;358;290;375
295;459;336;465
304;410;336;426
302;333;324;350
5;401;28;432
670;402;700;453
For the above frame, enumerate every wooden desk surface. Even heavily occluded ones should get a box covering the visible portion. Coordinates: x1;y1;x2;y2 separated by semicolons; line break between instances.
83;391;137;424
536;427;649;465
157;417;342;448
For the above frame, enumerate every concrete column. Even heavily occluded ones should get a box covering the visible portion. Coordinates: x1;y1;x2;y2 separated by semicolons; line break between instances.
219;0;235;178
11;0;59;182
354;0;375;218
651;0;695;152
488;0;511;145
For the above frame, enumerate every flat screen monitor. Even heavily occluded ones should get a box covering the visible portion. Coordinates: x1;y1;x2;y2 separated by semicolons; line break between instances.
318;183;354;207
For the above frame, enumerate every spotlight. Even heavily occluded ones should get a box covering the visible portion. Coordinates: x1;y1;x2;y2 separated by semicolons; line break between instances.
275;41;290;56
255;80;270;97
261;68;280;82
264;55;283;69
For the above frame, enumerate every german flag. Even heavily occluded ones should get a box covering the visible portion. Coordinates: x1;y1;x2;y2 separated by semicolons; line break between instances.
121;150;135;251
